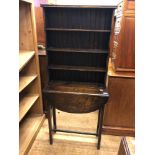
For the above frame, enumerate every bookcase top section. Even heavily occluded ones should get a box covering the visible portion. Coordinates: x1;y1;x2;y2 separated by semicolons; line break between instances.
41;4;117;9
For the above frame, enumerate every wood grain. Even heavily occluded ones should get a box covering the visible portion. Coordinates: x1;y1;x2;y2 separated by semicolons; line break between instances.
19;75;37;93
44;81;109;113
30;0;44;115
19;114;45;155
19;1;34;51
124;0;135;14
103;126;135;137
111;0;135;73
19;1;44;154
19;95;39;122
103;59;135;136
35;6;45;45
108;58;135;78
104;76;135;128
117;15;135;70
19;51;35;71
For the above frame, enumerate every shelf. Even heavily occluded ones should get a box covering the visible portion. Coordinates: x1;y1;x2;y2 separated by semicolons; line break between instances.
44;81;105;96
41;4;117;9
19;51;35;71
20;0;32;3
19;75;37;93
47;47;108;54
19;114;45;155
19;95;39;122
45;28;111;33
48;64;106;72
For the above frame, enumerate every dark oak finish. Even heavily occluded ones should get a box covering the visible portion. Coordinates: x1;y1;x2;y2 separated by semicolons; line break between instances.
41;4;116;8
38;55;48;113
45;28;111;32
47;47;108;54
44;81;108;113
48;64;106;72
42;5;114;86
42;4;114;149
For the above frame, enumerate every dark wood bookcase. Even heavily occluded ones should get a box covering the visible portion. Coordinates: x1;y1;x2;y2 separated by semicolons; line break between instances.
42;5;115;89
42;5;115;149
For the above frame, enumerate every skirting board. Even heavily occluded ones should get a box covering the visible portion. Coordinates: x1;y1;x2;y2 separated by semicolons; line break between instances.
102;126;135;137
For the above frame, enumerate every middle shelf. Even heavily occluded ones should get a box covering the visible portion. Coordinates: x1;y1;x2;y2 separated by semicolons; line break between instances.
19;94;39;122
46;47;108;54
48;64;106;72
19;51;35;71
19;75;37;93
45;28;111;32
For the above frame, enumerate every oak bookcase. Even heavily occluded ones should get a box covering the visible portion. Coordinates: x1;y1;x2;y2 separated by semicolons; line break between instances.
19;0;45;154
42;5;115;149
42;5;115;94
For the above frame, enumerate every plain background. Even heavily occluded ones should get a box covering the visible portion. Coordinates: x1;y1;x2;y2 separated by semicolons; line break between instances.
0;0;155;154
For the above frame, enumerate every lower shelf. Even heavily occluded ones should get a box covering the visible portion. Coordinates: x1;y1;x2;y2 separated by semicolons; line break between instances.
19;114;45;155
48;64;106;72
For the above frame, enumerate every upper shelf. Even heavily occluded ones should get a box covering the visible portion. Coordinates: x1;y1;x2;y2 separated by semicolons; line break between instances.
19;51;35;71
20;0;32;3
46;47;108;54
41;4;117;9
45;28;111;33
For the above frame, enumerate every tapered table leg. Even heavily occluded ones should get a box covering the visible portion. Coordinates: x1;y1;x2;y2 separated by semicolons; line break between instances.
96;109;101;136
53;106;57;133
97;105;104;149
47;104;53;144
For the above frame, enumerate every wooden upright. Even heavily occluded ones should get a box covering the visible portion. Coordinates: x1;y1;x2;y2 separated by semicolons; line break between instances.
103;0;135;136
19;0;45;154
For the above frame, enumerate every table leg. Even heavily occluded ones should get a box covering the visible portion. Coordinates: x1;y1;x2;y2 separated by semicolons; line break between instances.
97;105;104;149
53;106;57;133
47;104;53;144
96;109;101;136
